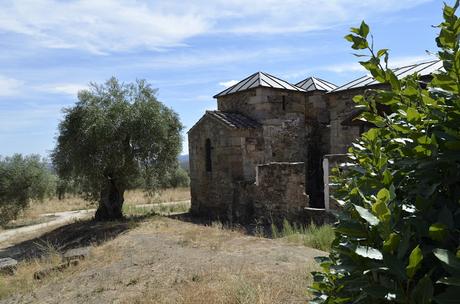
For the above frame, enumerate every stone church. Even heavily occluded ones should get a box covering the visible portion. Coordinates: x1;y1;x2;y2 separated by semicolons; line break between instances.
188;60;442;224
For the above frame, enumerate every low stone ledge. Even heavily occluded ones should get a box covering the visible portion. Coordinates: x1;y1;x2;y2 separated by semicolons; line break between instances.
304;207;336;225
0;257;18;275
34;260;80;280
62;247;91;262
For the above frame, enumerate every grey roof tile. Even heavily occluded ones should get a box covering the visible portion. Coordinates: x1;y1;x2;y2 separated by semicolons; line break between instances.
331;60;443;92
214;72;305;98
295;77;337;92
206;111;261;129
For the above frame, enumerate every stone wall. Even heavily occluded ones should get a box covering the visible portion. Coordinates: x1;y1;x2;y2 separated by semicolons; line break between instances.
217;88;307;163
326;89;363;154
224;162;310;224
189;85;373;224
217;87;305;121
188;115;262;219
251;162;309;224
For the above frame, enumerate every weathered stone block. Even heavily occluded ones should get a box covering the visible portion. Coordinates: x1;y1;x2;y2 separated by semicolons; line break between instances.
0;258;18;275
34;260;79;280
63;247;91;262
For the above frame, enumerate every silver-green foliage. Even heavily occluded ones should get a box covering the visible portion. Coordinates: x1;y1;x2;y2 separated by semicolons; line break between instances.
0;154;54;225
52;78;183;203
310;2;460;303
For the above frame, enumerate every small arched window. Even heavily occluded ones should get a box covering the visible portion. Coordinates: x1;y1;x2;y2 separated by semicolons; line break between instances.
205;138;212;172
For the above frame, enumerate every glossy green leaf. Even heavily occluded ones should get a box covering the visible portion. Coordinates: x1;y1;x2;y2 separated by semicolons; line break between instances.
359;21;370;38
354;204;379;226
383;233;400;253
406;107;421;122
406;245;423;279
433;248;460;270
372;188;391;222
428;223;448;242
355;246;383;260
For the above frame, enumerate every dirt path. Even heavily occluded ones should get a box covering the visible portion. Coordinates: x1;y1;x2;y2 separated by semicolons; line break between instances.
0;210;95;244
0;201;190;247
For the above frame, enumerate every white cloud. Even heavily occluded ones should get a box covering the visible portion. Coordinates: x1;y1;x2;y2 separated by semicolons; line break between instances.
0;0;432;54
321;62;367;74
0;0;209;54
219;80;239;88
0;75;24;97
34;83;88;96
0;104;61;132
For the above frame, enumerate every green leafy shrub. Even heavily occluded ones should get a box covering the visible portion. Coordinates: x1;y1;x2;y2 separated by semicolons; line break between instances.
310;2;460;303
166;166;190;188
0;154;55;225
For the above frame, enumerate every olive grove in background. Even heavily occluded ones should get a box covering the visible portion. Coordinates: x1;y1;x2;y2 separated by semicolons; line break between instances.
0;154;55;226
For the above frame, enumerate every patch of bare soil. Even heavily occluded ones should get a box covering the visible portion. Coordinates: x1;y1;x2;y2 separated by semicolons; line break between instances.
0;216;324;304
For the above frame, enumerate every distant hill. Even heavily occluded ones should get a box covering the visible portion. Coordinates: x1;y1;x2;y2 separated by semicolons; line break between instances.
179;154;189;172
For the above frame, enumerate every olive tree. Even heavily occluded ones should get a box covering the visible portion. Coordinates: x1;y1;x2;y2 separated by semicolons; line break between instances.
0;154;54;226
52;78;183;220
310;2;460;303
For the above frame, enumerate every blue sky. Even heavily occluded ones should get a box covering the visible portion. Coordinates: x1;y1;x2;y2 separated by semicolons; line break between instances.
0;0;444;157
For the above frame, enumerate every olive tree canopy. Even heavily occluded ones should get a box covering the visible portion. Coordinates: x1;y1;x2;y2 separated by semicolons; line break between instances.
52;78;183;220
0;154;54;226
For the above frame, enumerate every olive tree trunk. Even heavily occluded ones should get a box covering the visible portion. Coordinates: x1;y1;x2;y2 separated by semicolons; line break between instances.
95;178;124;221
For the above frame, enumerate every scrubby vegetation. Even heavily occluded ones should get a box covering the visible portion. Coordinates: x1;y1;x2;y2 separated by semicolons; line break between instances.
271;220;334;252
0;154;55;226
310;2;460;303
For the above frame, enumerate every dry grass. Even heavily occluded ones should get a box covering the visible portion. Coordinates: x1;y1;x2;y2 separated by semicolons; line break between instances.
2;188;190;231
104;217;315;304
123;202;190;217
124;187;191;206
0;241;79;299
127;265;311;304
0;216;322;304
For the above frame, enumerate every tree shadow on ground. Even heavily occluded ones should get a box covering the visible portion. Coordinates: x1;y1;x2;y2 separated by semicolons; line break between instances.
0;213;156;262
168;212;263;236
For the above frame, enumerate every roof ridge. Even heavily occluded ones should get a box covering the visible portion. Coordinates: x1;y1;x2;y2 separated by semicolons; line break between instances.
295;76;337;92
330;59;442;93
214;71;304;98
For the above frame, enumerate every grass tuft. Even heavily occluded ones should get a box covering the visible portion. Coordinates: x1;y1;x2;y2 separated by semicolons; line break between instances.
271;219;334;252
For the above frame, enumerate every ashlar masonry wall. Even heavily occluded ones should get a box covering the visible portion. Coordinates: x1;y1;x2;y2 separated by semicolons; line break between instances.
217;88;307;162
188;115;263;219
252;162;309;223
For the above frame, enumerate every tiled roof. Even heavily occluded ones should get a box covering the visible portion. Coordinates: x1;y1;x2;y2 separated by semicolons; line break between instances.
331;60;443;92
295;77;337;92
206;111;261;129
214;72;305;98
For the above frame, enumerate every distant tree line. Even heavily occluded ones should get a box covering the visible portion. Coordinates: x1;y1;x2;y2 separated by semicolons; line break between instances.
0;154;55;226
0;154;189;226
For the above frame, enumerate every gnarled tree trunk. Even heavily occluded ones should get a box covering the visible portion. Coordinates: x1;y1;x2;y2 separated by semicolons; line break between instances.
95;177;124;221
